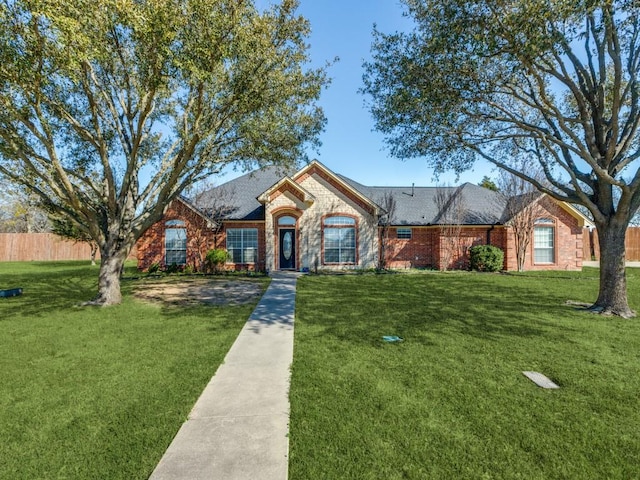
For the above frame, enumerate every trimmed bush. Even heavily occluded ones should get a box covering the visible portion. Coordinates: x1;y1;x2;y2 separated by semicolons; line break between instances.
469;245;504;272
205;249;229;273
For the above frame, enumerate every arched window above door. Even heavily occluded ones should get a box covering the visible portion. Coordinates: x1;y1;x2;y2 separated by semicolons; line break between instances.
278;215;297;226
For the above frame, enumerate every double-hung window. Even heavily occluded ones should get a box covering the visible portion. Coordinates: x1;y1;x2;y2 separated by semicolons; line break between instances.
533;218;555;263
323;216;356;264
227;228;258;263
165;220;187;265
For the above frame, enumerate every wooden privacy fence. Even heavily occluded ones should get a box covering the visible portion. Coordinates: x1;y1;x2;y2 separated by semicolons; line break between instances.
0;233;136;262
583;227;640;262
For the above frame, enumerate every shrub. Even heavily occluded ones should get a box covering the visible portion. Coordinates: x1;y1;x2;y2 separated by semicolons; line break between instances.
147;262;160;274
183;264;194;275
205;249;229;273
469;245;504;272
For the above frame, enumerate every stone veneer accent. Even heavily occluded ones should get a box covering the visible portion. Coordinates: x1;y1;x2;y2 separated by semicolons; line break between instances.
264;172;379;271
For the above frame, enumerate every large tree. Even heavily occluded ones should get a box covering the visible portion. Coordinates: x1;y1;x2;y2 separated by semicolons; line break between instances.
363;0;640;317
0;0;327;305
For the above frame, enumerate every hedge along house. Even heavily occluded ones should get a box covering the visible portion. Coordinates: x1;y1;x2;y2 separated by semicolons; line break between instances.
136;160;592;272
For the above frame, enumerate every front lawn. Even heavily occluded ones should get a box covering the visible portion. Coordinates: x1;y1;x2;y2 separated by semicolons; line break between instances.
290;269;640;479
0;261;265;479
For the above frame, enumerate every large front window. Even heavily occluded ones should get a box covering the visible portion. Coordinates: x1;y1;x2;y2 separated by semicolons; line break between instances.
534;219;555;263
324;216;356;264
227;228;258;263
165;220;187;265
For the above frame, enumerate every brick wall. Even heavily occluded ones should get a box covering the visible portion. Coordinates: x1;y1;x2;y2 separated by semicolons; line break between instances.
441;226;509;270
503;197;584;271
136;200;216;271
216;222;267;271
383;226;509;270
384;227;438;268
136;200;268;272
382;211;583;272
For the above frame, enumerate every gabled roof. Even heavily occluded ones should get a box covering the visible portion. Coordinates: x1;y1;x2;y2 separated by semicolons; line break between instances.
292;160;383;215
257;176;315;206
174;196;218;227
193;166;296;221
191;162;588;227
555;200;594;228
453;182;508;225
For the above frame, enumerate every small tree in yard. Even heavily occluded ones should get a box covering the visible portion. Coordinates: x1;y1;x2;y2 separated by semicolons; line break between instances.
364;1;640;317
499;161;547;272
434;186;467;271
0;0;327;305
377;192;397;270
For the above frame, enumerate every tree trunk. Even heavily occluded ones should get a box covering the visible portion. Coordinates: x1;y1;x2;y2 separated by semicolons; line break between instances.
90;243;97;266
89;242;129;306
516;234;526;272
593;222;635;318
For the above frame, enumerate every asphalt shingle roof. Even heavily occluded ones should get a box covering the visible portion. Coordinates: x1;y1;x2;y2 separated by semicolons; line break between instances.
194;165;508;225
339;176;507;225
194;166;296;221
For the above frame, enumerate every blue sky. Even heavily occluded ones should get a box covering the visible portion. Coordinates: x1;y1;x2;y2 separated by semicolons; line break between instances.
231;0;494;187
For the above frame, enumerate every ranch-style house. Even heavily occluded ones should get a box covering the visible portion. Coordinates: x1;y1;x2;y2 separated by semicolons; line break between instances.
136;160;592;272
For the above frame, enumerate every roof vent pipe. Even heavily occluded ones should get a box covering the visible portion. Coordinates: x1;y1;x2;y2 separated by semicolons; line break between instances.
403;183;415;197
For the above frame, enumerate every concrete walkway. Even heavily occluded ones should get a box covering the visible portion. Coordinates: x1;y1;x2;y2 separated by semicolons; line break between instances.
149;272;301;480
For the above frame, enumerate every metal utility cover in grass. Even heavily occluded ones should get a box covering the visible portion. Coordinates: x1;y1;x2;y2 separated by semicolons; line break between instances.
522;371;560;389
382;336;403;343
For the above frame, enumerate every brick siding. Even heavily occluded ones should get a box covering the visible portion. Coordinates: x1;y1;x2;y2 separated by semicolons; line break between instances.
503;198;584;271
217;222;267;271
383;227;438;268
383;207;583;272
137;186;585;273
136;200;215;271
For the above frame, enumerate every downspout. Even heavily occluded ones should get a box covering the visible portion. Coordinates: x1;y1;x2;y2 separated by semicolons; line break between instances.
487;224;495;245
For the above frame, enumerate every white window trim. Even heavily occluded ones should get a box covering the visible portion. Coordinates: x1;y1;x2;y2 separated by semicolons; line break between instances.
226;228;258;264
323;216;357;265
165;222;187;265
533;221;555;264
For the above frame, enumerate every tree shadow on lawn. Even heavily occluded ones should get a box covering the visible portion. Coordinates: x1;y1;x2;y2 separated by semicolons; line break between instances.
0;263;100;319
297;273;591;347
0;262;182;320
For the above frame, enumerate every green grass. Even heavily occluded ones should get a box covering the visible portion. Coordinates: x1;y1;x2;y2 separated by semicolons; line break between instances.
290;269;640;480
0;261;266;479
